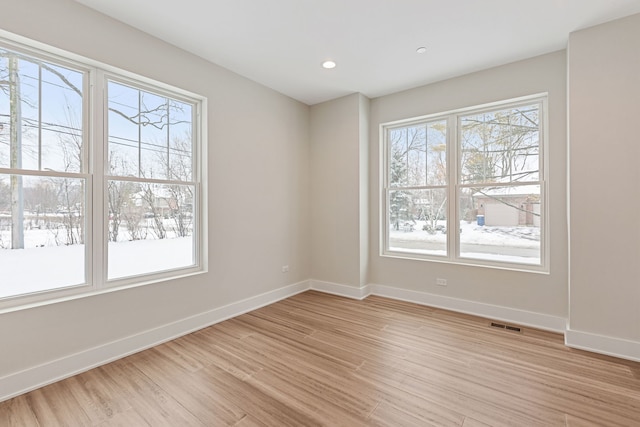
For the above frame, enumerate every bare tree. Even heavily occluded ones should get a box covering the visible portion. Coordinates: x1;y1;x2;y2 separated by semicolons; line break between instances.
139;183;167;239
1;49;85;247
461;107;539;184
2;50;194;252
23;180;57;229
459;106;541;224
55;178;83;245
0;177;9;248
0;177;9;211
122;204;146;241
389;122;447;231
106;155;137;242
163;135;193;237
107;87;193;241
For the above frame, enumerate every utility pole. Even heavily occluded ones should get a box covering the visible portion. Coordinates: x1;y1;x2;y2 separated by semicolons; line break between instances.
9;54;24;249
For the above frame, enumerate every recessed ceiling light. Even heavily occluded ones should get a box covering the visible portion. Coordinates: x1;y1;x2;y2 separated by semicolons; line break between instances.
416;46;427;54
322;60;336;69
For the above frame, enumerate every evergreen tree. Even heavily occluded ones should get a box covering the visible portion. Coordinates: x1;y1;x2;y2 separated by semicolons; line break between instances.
389;149;411;230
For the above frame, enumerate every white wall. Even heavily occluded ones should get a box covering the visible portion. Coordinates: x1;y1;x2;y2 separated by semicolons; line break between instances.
369;51;568;322
0;0;310;385
309;93;369;288
567;13;640;359
3;0;639;401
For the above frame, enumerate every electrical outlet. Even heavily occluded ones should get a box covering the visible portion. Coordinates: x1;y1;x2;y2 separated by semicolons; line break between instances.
281;265;289;273
436;278;447;286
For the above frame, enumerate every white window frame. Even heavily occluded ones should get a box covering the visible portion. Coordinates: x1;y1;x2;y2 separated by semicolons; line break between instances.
381;94;549;273
0;33;207;312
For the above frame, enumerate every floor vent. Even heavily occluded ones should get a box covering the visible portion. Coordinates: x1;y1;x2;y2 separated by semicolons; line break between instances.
490;322;522;333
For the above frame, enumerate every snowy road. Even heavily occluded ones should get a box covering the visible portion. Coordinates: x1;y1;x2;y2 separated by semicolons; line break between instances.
390;237;539;259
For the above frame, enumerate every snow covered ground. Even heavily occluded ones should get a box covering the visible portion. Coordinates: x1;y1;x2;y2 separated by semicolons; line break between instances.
390;220;540;264
0;233;194;299
1;218;540;301
390;220;539;246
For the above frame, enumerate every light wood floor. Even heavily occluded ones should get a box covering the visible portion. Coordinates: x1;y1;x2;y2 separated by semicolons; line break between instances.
2;291;639;426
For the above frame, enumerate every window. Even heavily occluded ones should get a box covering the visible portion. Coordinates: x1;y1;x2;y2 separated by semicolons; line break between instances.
0;39;205;308
382;95;547;271
106;80;198;280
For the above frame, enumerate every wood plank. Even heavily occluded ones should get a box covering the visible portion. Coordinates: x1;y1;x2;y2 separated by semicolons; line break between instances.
64;369;132;424
194;364;322;427
246;369;371;426
94;360;206;426
130;349;247;425
25;381;92;426
233;414;270;427
0;395;40;427
177;333;263;380
1;291;639;426
369;399;464;427
94;409;151;427
462;417;493;427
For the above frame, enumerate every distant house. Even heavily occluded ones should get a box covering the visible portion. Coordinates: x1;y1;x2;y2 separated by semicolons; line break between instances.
474;185;540;227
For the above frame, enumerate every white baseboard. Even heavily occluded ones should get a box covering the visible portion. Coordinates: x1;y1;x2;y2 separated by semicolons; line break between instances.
0;280;310;403
309;280;566;333
368;283;567;333
309;280;371;300
565;329;640;363
8;277;638;403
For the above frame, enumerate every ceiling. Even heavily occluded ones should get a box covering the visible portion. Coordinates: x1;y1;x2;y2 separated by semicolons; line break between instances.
75;0;640;105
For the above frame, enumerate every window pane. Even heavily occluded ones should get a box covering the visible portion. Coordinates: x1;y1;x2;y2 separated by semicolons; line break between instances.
107;180;195;280
460;104;539;185
139;91;169;179
0;48;84;172
107;81;193;181
169;101;193;182
0;174;86;299
41;65;84;173
459;185;540;264
389;188;447;256
389;120;447;187
107;82;140;176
